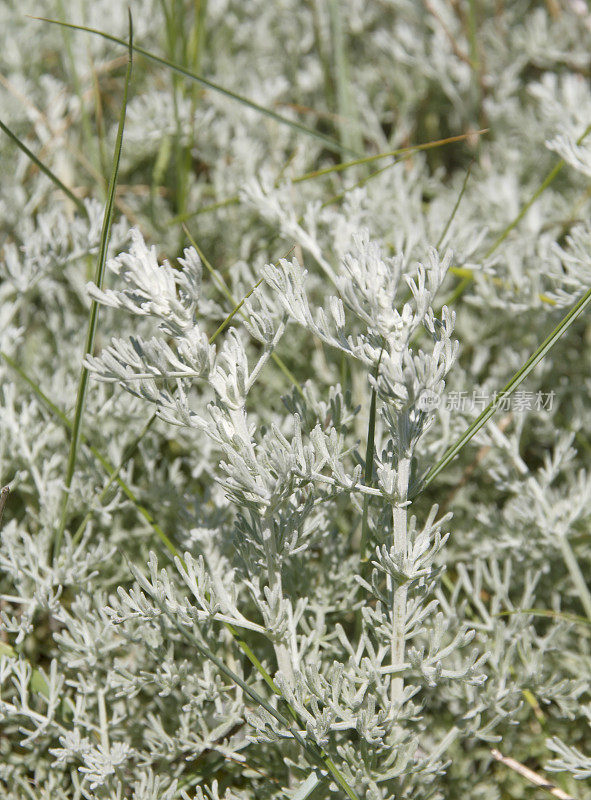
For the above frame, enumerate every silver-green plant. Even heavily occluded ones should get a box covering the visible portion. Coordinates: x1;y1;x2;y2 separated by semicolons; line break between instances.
2;2;591;799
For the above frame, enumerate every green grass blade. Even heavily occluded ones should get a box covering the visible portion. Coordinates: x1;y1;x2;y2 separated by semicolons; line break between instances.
183;225;304;396
448;123;591;302
558;535;591;620
295;129;486;183
485;160;566;259
1;350;180;558
359;351;384;563
1;351;354;787
486;123;591;259
32;16;358;158
328;0;362;156
165;614;360;800
436;161;473;249
321;159;395;210
1;356;359;800
319;134;483;212
0;118;87;216
70;414;157;546
209;279;264;343
413;283;591;498
494;608;591;627
182;224;235;305
168;195;238;226
53;13;134;560
208;247;295;343
169;130;486;225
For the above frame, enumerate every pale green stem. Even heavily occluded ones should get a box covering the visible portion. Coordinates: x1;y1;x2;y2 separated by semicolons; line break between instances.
230;405;295;682
558;535;591;621
97;688;110;756
262;519;295;683
390;456;411;703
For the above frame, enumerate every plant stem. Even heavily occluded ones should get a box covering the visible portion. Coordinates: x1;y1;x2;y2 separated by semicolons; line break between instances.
415;282;591;498
262;519;295;683
359;351;383;565
0;119;87;216
36;16;359;158
558;535;591;621
390;456;410;703
53;15;133;561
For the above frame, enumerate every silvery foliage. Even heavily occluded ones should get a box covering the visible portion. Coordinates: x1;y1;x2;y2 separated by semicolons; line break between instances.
2;1;591;798
83;216;478;799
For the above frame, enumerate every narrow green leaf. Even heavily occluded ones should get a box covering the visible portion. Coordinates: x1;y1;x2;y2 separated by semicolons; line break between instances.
328;0;363;155
321;159;395;210
320;133;482;212
182;225;305;396
558;535;591;620
0;118;87;216
70;414;157;546
449;123;591;302
1;351;358;794
53;12;134;560
359;351;383;563
413;283;591;498
208;247;295;343
436;161;473;249
485;159;567;259
166;613;360;800
495;609;591;627
209;279;262;343
168;195;238;226
1;351;179;558
169;129;487;225
295;129;486;183
32;16;358;158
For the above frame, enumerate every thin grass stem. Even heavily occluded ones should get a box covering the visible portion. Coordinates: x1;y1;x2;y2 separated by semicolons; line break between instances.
53;14;133;561
168;130;487;225
448;122;591;302
436;161;473;249
359;349;384;564
413;283;591;497
182;225;305;397
0;119;87;216
32;16;359;158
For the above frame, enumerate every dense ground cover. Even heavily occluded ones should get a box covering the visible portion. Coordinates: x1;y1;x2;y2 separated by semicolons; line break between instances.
2;2;591;798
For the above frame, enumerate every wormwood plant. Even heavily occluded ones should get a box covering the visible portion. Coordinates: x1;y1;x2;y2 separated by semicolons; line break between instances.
2;2;591;799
